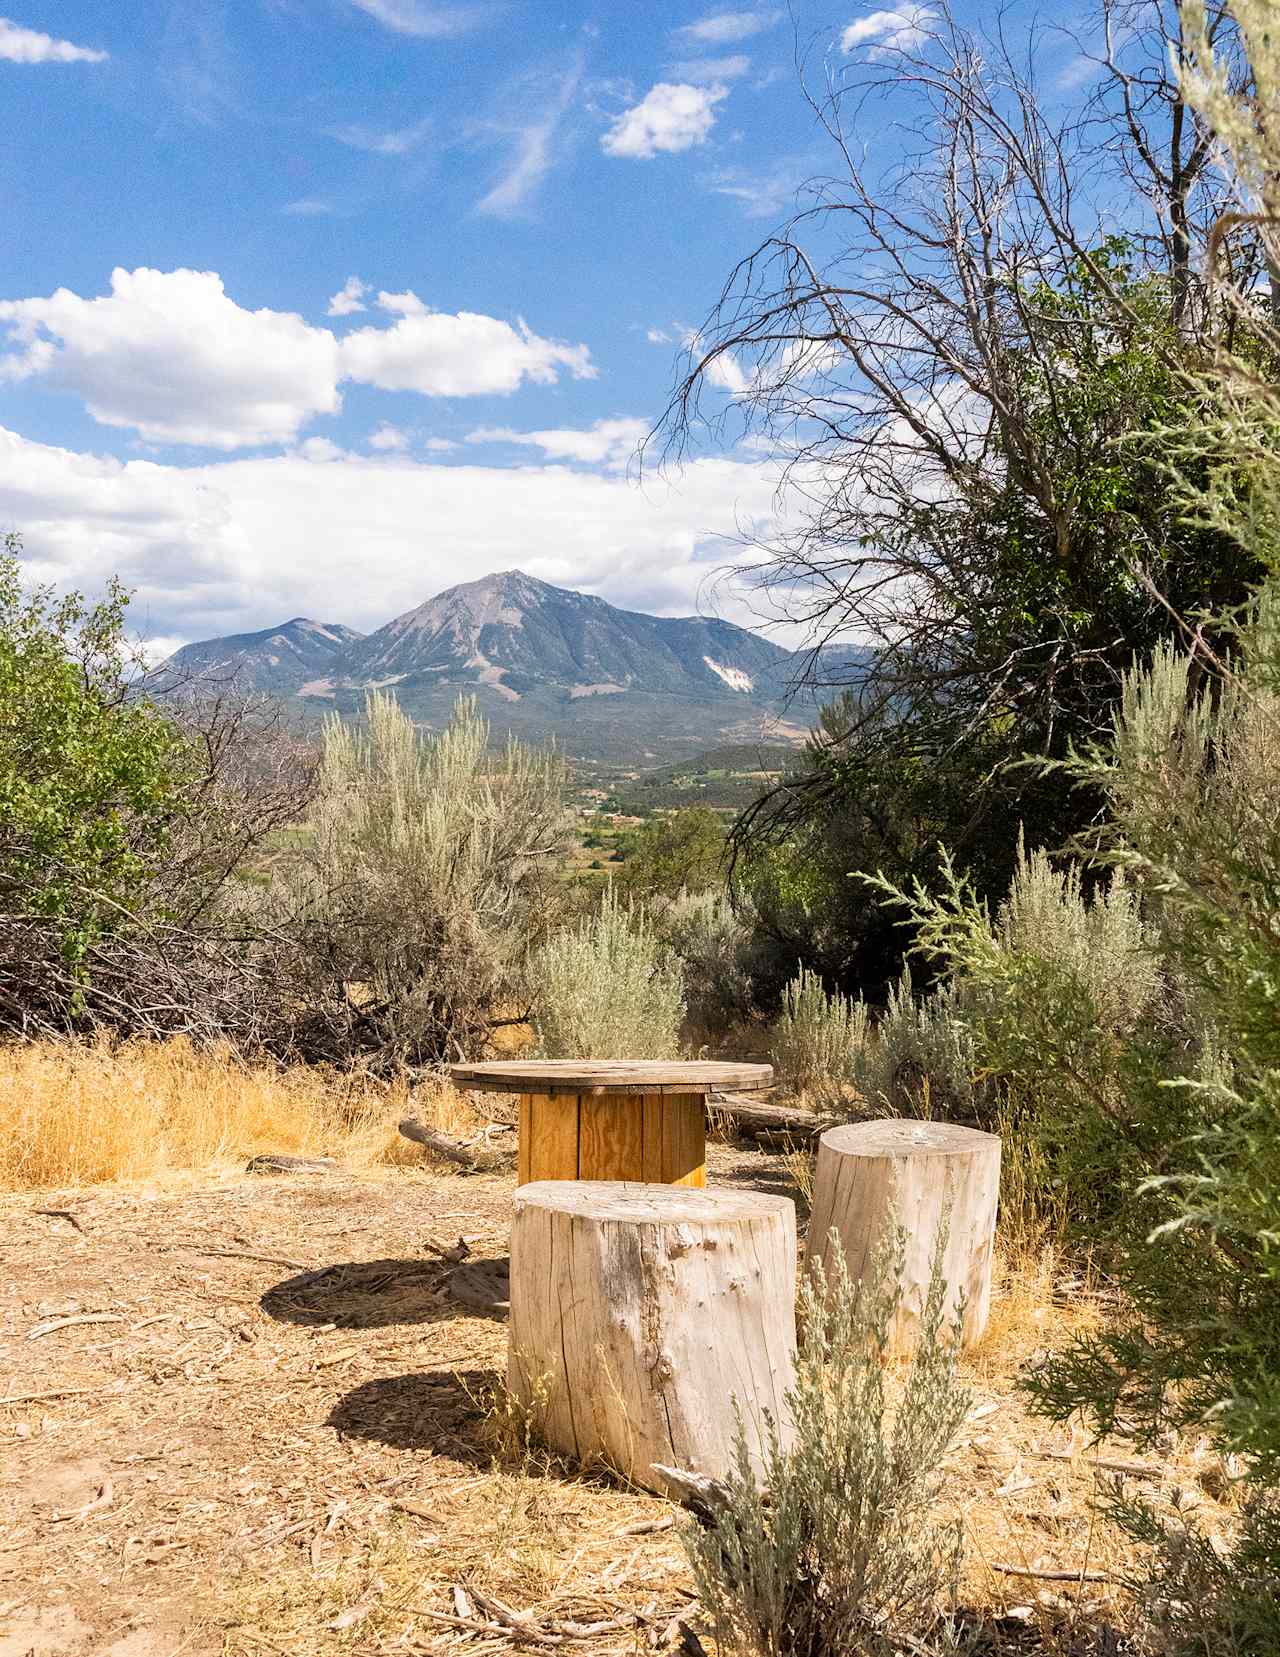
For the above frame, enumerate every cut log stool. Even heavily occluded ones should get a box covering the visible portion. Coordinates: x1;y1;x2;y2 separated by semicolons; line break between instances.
509;1181;797;1493
807;1120;1001;1353
449;1060;774;1189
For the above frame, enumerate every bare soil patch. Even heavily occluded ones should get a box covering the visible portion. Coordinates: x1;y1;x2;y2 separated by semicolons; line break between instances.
1;1148;1240;1654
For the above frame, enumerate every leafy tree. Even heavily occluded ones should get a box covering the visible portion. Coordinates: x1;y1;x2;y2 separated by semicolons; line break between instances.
614;807;727;902
0;538;193;967
657;1;1265;996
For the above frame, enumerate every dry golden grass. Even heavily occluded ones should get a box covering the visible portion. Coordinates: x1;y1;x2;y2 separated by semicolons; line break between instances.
0;1037;482;1190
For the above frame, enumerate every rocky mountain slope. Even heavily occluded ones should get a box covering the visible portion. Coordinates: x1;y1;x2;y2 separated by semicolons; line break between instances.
161;617;365;694
163;571;869;761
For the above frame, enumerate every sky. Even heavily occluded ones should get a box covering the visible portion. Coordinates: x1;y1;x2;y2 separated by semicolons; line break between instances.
0;0;1083;653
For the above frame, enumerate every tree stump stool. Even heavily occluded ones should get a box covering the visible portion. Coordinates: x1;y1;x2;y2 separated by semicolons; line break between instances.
807;1119;1001;1353
449;1061;774;1189
509;1181;798;1494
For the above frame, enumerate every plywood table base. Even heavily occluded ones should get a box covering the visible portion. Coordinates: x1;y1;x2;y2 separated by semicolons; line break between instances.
450;1060;774;1189
518;1091;707;1187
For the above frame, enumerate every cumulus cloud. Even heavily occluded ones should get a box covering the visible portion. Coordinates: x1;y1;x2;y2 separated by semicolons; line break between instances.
347;0;485;37
341;303;596;395
0;268;596;447
368;422;409;451
327;276;369;316
672;10;781;46
0;268;341;449
602;82;728;160
0;17;107;63
0;424;789;644
840;6;935;55
466;417;649;469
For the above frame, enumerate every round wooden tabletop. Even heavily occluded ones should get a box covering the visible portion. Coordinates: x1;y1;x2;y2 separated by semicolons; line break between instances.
448;1059;774;1098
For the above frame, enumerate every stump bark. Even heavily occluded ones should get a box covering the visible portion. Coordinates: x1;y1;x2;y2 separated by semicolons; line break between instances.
509;1181;797;1494
807;1119;1001;1352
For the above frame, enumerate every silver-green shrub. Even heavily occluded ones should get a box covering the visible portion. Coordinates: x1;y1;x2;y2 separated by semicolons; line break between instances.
531;889;685;1060
851;969;980;1120
661;888;760;1040
263;692;569;1064
768;966;870;1097
681;1227;969;1657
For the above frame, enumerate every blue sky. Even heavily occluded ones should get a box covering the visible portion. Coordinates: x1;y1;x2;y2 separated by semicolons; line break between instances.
0;0;1082;649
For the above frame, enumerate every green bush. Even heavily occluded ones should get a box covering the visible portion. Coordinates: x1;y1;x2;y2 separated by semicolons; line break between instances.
0;543;193;963
681;1228;968;1657
531;889;685;1059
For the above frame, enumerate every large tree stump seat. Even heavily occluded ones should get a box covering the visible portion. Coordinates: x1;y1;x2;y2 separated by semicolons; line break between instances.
449;1060;774;1188
508;1180;798;1494
807;1119;1001;1353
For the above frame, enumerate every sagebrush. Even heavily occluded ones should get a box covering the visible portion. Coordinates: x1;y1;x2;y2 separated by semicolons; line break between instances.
531;889;685;1060
682;1226;968;1657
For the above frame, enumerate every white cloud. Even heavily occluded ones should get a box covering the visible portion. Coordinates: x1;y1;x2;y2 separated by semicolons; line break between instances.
375;288;428;316
602;82;728;161
477;56;582;219
0;268;341;450
840;6;935;55
368;422;409;451
672;10;781;46
647;327;673;344
327;118;432;156
348;0;484;37
681;328;750;393
0;425;790;645
467;417;649;469
0;17;107;63
667;53;751;84
704;159;806;218
327;276;369;317
341;306;595;395
0;268;596;447
422;436;460;452
283;198;334;217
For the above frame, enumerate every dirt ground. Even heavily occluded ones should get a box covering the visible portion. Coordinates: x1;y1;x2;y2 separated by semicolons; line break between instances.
1;1143;1241;1657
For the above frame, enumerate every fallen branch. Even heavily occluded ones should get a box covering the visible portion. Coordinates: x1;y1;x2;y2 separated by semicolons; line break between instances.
0;1383;127;1405
990;1561;1119;1584
52;1478;114;1523
707;1093;838;1144
398;1117;512;1172
34;1208;88;1233
651;1463;735;1523
1030;1449;1164;1480
27;1313;123;1342
191;1248;309;1270
245;1154;338;1176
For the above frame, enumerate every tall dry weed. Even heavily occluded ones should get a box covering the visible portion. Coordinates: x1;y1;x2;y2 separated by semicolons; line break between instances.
0;1037;474;1189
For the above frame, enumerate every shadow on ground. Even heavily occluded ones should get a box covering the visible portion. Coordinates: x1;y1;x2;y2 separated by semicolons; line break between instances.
261;1258;451;1328
328;1367;500;1460
710;1162;809;1217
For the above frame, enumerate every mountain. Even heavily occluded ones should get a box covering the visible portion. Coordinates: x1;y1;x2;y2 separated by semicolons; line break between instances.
164;571;870;762
160;617;365;694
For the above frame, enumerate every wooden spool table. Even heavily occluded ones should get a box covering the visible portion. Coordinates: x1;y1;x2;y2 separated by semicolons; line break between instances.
448;1060;774;1188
